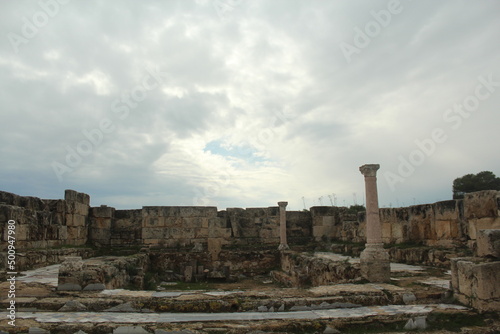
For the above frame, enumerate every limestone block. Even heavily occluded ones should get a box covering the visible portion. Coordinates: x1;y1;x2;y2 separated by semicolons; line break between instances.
382;222;392;243
433;200;459;220
259;228;277;240
208;238;222;261
143;238;161;245
143;217;160;227
477;229;500;258
142;206;160;217
58;226;67;240
11;224;29;241
58;256;83;291
72;214;87;227
142;227;168;239
474;261;500;300
91;218;111;229
468;217;500;240
312;226;325;240
435;220;451;239
464;190;499;219
182;217;204;228
450;220;460;238
90;228;111;241
179;206;218;218
201;217;209;228
164;217;183;228
208;227;232;239
392;222;403;241
184;266;193;282
194;227;209;238
91;205;115;218
65;201;89;215
67;226;86;240
208;217;226;229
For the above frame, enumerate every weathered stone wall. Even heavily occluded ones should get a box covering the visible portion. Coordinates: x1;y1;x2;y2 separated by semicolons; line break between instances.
2;189;499;255
317;191;499;249
149;249;280;282
58;254;149;291
272;251;360;287
0;189;89;250
451;228;500;312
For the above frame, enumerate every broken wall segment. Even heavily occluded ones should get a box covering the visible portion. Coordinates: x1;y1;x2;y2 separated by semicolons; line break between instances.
57;254;149;291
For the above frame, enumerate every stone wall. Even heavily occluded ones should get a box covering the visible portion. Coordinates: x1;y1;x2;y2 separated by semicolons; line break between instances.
320;191;499;249
2;189;499;254
0;189;89;250
272;251;360;287
451;229;500;312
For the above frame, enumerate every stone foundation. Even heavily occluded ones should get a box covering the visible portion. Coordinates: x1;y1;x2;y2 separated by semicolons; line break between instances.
58;254;149;291
360;244;391;283
272;251;360;287
451;228;500;312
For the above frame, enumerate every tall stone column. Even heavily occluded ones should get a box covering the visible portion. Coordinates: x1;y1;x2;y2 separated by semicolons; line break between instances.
278;201;289;250
359;164;390;282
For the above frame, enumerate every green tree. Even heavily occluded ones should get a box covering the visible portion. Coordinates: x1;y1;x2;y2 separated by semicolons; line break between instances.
453;171;500;199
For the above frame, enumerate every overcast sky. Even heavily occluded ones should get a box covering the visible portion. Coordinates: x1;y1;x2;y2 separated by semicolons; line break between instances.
1;0;499;211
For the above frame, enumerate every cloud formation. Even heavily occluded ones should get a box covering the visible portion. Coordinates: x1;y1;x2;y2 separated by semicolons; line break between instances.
1;0;499;210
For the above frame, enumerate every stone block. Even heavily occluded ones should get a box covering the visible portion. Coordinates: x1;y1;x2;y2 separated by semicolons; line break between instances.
73;214;87;227
477;229;500;258
208;238;222;261
142;206;160;217
382;222;392;243
433;200;459;220
474;261;500;300
142;228;168;239
184;266;193;282
182;217;203;228
143;238;161;245
67;226;86;240
392;222;403;241
468;217;500;240
312;226;325;240
90;228;111;241
91;218;111;229
208;217;226;229
143;217;160;227
194;227;209;238
208;227;231;239
91;205;115;218
179;206;218;218
464;190;499;219
435;220;451;239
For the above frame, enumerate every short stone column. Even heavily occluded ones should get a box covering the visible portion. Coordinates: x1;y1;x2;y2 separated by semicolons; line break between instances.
359;164;390;282
278;201;289;250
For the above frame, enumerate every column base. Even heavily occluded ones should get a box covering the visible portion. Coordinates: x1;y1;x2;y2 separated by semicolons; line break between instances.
360;243;390;283
278;243;290;251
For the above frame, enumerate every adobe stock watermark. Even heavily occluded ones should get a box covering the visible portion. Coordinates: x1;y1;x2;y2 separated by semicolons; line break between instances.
385;73;499;191
339;0;411;64
213;0;243;21
51;67;168;182
7;0;71;54
192;107;295;206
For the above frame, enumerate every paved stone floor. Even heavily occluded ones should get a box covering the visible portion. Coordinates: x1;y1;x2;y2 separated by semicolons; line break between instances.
16;265;59;287
2;304;468;324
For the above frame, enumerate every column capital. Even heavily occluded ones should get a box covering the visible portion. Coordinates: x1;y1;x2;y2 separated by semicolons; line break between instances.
278;201;288;208
359;164;380;177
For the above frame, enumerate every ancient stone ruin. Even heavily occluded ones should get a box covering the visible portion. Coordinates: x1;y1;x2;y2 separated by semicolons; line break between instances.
1;169;499;333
